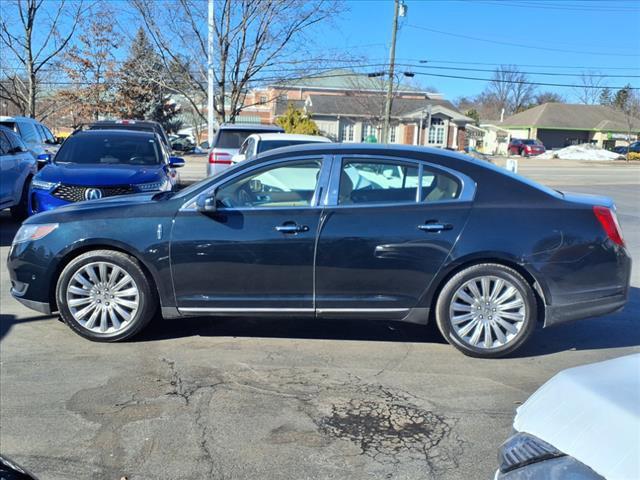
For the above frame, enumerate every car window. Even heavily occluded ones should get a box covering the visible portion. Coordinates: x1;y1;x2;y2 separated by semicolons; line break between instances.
17;121;40;144
421;167;461;202
6;130;28;151
41;124;56;143
238;139;249;155
257;139;324;153
54;133;161;165
35;124;48;142
216;130;260;149
216;159;322;209
0;131;10;155
338;159;419;205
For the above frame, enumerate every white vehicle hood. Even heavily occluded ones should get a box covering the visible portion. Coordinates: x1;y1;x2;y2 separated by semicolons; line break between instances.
514;353;640;480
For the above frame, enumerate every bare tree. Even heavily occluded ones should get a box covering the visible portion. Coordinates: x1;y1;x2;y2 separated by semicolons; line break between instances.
486;65;536;115
0;0;84;118
130;0;339;124
574;71;607;105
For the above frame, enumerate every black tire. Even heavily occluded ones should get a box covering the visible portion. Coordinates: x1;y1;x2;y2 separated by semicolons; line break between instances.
435;263;537;358
56;249;157;342
10;176;31;220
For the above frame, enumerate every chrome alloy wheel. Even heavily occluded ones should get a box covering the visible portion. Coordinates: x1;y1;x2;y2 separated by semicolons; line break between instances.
66;261;140;334
449;275;526;349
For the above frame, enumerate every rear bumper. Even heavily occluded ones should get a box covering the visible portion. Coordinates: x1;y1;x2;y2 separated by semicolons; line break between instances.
544;292;627;327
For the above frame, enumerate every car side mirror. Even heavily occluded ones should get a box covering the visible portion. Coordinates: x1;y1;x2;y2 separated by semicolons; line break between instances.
196;192;217;213
37;153;52;164
168;156;185;168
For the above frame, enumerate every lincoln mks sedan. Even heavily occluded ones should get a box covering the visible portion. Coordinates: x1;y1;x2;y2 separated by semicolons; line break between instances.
8;144;631;357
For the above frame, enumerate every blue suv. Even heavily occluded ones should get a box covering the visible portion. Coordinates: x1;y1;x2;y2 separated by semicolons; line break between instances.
30;129;184;214
0;125;37;219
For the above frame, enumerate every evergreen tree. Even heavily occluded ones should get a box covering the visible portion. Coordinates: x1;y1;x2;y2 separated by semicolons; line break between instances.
599;87;613;105
613;85;631;110
276;104;320;135
117;28;180;131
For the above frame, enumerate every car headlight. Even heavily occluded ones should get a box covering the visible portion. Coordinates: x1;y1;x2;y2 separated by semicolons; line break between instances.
31;178;57;190
136;180;169;192
498;432;564;473
12;223;59;245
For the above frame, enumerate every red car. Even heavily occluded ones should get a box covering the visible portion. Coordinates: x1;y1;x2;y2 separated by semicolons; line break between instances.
508;139;546;157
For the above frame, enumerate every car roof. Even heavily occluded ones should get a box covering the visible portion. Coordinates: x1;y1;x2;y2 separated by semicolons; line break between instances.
218;123;284;132
90;120;162;127
0;115;38;123
251;133;331;142
71;129;156;138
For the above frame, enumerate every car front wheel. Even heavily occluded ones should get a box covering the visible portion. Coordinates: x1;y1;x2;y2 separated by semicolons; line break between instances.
56;250;157;341
435;264;537;358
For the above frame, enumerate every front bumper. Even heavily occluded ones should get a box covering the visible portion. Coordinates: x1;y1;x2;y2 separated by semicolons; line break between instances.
31;189;70;213
495;456;604;479
11;288;53;314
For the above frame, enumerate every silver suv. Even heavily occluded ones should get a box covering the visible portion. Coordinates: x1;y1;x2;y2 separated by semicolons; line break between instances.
207;123;283;176
0;116;61;160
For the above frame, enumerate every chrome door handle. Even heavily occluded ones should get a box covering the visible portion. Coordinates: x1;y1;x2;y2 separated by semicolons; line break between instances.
275;224;309;233
418;223;452;232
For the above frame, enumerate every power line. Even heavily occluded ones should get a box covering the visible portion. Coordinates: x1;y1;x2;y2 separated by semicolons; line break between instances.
406;24;640;57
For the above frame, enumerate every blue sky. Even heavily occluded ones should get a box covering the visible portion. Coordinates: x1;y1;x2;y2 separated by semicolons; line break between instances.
318;0;640;101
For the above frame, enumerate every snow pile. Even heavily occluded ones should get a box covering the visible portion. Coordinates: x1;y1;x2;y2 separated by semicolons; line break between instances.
538;144;623;161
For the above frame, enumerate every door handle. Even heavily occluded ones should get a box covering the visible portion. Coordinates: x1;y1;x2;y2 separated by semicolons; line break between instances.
275;224;309;234
418;223;452;232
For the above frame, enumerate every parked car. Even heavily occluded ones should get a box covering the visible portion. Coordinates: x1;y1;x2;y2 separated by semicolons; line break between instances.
0;115;61;160
83;120;172;149
169;134;196;153
29;129;184;214
496;354;639;479
0;125;37;218
207;123;284;176
508;139;546;157
612;141;640;155
232;133;331;163
0;454;38;480
8;144;630;357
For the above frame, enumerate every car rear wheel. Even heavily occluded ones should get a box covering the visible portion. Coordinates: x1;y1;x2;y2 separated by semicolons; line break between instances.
435;264;537;358
56;250;157;342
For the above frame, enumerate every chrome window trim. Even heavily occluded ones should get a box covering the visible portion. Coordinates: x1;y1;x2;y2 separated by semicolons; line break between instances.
179;154;331;212
325;153;476;208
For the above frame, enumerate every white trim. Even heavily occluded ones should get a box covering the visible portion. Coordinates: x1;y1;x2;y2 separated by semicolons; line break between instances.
179;308;314;313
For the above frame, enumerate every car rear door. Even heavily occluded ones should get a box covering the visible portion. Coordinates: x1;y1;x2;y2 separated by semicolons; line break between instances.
314;154;475;319
170;155;331;314
0;130;15;205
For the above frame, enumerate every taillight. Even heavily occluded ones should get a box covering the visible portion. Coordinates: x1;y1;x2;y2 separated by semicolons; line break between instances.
208;151;232;164
593;206;625;246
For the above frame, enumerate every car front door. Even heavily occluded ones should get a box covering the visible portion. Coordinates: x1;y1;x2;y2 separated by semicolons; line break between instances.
170;155;330;313
315;155;475;320
0;131;15;205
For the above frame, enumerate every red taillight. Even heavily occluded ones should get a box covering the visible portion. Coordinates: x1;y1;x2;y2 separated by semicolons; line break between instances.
525;146;532;152
208;151;232;164
593;206;625;246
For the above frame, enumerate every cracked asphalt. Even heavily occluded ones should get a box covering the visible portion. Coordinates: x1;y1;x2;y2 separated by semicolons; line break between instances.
1;160;639;479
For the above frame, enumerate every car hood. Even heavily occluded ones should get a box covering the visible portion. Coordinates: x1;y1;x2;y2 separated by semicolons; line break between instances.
514;354;640;480
38;163;165;185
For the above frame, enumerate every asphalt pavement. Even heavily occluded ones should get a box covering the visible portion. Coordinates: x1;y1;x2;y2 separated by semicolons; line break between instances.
1;159;639;480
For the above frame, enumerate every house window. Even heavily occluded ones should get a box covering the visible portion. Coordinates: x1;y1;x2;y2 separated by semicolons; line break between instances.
388;125;397;143
362;123;378;142
340;121;354;142
259;95;267;104
428;118;445;145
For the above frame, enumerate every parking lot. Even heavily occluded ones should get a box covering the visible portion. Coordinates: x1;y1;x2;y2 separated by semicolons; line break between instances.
1;159;639;480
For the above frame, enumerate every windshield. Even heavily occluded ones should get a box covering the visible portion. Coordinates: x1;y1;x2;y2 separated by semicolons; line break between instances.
522;140;539;145
257;139;325;153
54;133;161;165
216;130;263;149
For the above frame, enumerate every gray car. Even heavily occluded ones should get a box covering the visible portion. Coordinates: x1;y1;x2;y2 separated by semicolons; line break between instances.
0;125;37;218
0;116;60;161
207;123;284;176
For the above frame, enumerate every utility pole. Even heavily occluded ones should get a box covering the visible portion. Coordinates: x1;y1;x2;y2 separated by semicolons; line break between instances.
382;0;400;144
207;0;215;146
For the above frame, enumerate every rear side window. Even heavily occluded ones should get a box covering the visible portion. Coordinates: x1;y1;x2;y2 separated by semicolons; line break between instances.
257;140;323;153
339;159;419;205
17;121;40;144
421;167;461;202
5;129;27;151
0;131;10;155
215;130;256;149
